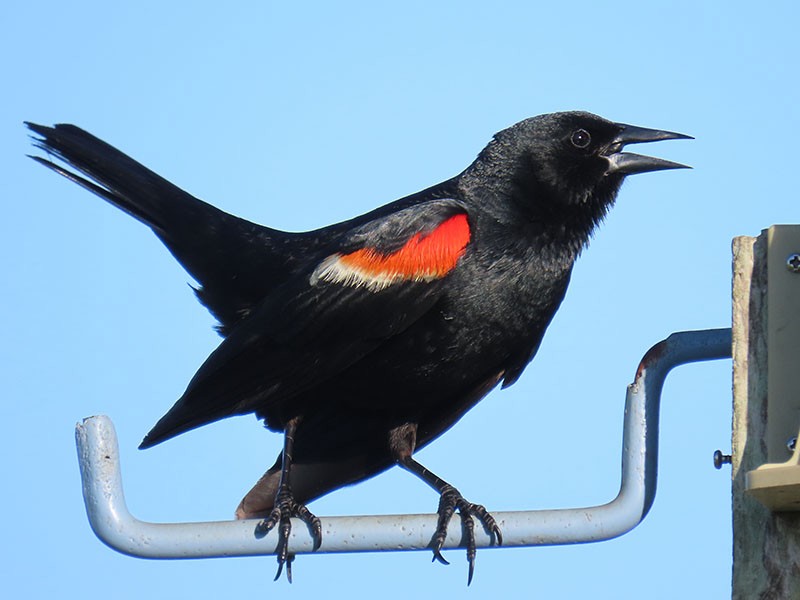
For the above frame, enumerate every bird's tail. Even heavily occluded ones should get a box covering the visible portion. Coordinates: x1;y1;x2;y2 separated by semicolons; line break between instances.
27;122;293;332
26;122;214;237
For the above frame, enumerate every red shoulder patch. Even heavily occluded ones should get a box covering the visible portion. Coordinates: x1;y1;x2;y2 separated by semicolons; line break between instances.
314;214;471;291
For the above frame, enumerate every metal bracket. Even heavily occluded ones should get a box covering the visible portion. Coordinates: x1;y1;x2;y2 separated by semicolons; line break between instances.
75;328;732;559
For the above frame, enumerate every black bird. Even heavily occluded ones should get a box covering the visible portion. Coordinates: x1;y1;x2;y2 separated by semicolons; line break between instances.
28;112;689;583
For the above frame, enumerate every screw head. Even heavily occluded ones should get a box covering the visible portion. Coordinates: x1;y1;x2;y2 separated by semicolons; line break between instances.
787;254;800;273
713;449;732;469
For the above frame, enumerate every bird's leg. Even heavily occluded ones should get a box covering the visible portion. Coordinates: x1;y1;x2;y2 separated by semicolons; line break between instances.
390;424;502;585
255;416;322;582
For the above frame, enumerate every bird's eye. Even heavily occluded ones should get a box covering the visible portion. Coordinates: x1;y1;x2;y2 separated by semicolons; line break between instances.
570;129;591;149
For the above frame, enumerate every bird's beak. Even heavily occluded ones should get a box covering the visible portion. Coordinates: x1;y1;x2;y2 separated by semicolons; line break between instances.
605;123;692;175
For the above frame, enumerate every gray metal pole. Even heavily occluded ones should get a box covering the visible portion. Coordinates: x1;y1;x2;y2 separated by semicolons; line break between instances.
75;328;732;559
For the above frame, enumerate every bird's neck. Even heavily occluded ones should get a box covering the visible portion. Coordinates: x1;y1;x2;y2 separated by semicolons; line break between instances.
462;181;617;261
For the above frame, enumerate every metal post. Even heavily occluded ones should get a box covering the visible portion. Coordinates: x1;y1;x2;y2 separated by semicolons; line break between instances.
75;328;731;559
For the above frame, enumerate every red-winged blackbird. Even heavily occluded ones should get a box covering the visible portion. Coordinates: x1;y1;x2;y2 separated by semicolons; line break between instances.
28;112;689;583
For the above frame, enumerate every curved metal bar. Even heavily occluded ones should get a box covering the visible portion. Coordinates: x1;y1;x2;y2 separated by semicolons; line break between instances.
75;328;732;558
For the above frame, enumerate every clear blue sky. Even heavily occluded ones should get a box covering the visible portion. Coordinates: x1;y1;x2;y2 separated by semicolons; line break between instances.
2;2;796;598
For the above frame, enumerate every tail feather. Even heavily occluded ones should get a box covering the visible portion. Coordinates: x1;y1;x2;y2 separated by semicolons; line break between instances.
29;154;147;223
27;122;299;333
27;123;185;233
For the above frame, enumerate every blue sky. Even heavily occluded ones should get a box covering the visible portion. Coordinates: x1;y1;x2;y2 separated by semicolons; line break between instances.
2;2;797;598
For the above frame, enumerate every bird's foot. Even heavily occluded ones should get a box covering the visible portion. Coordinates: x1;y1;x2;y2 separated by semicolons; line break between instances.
430;484;503;585
255;485;322;583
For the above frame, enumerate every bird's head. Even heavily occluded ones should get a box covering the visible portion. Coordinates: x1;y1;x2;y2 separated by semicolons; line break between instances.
464;111;690;245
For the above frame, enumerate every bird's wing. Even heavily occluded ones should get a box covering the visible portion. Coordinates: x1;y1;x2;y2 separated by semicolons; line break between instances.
139;199;471;448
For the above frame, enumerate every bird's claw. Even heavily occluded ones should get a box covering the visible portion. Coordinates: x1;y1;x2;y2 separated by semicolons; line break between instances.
431;548;450;565
273;552;294;582
430;484;502;585
255;485;322;582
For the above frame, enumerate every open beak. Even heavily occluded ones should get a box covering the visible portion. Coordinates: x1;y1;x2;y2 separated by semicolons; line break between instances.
605;123;692;175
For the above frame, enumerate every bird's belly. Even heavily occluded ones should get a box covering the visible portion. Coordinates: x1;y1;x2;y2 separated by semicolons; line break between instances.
323;298;546;416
